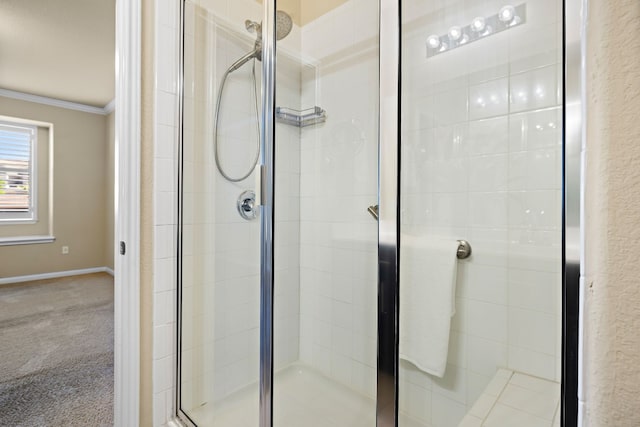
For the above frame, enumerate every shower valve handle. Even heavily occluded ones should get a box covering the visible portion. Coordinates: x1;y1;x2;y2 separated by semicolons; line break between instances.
241;197;254;212
237;190;258;220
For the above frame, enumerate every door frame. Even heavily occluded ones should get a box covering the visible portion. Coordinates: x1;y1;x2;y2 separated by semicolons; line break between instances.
114;0;142;425
377;0;401;426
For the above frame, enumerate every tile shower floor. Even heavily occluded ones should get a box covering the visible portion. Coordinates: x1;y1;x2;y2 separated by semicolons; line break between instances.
186;364;427;427
186;364;560;427
460;369;561;427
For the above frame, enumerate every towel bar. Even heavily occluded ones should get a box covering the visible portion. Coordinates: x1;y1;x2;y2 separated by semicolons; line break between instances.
367;205;471;259
367;205;379;220
456;240;472;259
366;205;471;259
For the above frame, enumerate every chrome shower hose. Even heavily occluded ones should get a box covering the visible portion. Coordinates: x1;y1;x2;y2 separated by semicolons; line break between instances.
213;59;260;182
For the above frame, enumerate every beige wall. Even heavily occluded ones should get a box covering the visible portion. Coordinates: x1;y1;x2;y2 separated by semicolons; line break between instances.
256;0;349;25
0;96;111;277
106;111;115;270
584;0;640;425
140;0;155;424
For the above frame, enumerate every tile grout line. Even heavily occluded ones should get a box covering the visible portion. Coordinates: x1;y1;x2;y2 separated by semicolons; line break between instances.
479;370;514;425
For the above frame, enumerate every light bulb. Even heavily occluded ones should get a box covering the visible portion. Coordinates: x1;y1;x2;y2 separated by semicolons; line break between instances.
471;16;486;32
427;35;441;49
499;5;516;23
448;26;462;41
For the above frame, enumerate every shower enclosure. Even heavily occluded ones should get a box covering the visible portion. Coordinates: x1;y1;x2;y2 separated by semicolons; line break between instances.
177;0;578;426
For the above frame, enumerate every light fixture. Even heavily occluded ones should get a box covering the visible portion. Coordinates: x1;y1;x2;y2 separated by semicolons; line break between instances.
426;3;527;58
471;17;486;32
449;26;463;41
427;35;441;49
499;5;516;23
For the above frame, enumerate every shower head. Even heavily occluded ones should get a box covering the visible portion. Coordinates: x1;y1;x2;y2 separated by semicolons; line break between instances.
275;10;293;40
228;11;293;73
244;11;292;41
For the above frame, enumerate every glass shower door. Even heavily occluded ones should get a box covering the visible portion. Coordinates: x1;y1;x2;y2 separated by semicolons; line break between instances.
398;1;563;426
178;0;381;426
178;1;264;425
271;1;380;426
178;0;567;426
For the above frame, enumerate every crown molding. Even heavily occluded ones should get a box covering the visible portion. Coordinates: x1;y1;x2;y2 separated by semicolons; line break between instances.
0;88;113;115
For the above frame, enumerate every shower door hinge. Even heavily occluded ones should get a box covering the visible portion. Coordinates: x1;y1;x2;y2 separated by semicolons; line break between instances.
119;241;126;255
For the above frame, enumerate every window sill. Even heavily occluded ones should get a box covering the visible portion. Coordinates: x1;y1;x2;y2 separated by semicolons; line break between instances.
0;235;56;246
0;218;38;225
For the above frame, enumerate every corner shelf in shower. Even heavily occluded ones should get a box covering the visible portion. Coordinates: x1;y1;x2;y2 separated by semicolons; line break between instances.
275;106;326;128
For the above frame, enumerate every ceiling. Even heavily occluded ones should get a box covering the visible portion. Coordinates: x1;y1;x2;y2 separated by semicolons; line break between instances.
0;0;115;108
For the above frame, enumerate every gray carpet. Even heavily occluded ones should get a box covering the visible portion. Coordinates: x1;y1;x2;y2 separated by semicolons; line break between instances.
0;273;114;426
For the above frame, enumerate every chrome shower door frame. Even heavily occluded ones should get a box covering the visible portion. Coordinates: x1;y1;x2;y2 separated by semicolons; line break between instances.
259;1;276;427
377;0;401;426
174;0;581;424
258;0;403;425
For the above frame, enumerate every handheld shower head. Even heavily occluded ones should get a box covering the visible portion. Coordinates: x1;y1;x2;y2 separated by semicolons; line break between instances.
245;20;261;35
226;10;293;74
244;11;291;40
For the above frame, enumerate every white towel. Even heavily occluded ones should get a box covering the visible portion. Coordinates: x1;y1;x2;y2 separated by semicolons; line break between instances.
399;235;460;378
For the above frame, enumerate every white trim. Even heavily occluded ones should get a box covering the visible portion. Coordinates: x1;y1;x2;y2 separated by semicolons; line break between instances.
0;120;38;222
0;235;55;246
168;418;187;427
114;0;141;425
0;266;112;285
0;88;113;116
0;115;55;238
104;99;116;115
105;267;115;276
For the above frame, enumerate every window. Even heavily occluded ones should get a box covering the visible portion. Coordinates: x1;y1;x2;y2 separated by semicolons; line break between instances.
0;121;37;222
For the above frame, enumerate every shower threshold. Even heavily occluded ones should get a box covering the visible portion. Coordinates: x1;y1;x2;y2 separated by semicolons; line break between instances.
184;363;430;427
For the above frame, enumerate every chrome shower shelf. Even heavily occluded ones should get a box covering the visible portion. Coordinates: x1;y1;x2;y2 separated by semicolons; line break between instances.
275;106;326;128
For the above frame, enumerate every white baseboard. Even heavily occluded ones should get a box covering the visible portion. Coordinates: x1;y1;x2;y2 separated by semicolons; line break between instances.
0;267;114;285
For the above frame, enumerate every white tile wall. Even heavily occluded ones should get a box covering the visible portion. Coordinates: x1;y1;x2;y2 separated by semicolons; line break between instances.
152;0;181;425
